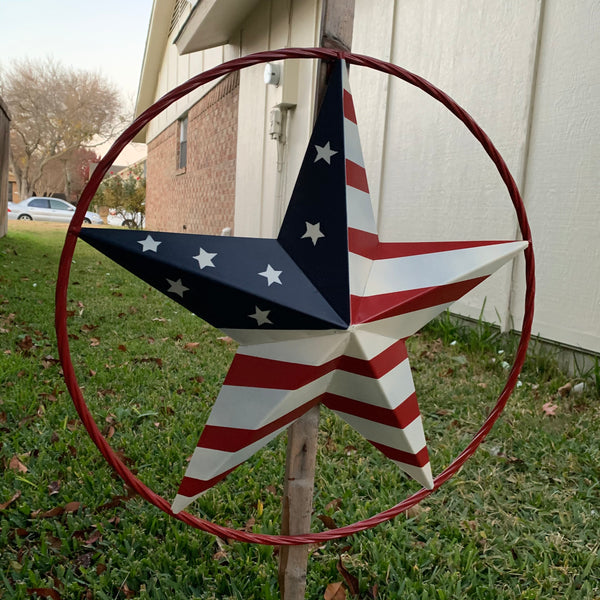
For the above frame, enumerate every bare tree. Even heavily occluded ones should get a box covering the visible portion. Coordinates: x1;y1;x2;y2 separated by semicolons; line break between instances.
0;58;122;200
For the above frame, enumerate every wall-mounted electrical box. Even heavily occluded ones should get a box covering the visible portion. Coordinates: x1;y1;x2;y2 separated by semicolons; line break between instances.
264;60;299;108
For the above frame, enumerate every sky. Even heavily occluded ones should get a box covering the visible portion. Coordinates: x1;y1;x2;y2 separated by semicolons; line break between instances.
0;0;154;162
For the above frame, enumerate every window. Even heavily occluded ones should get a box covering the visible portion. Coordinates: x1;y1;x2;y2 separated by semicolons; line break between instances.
7;182;13;203
178;115;188;171
29;198;49;208
50;199;73;211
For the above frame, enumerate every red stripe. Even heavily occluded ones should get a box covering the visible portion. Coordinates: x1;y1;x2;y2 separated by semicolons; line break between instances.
346;160;369;193
224;353;337;390
348;228;515;260
337;338;408;378
225;339;409;389
176;467;236;497
351;276;487;324
370;442;430;468
343;90;357;123
323;390;420;429
197;396;322;452
348;228;379;256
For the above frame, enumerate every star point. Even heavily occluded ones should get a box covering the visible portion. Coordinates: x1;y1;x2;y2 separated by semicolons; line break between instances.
258;264;282;286
301;222;325;246
249;306;273;326
166;278;189;297
138;235;161;253
314;141;338;164
193;248;217;269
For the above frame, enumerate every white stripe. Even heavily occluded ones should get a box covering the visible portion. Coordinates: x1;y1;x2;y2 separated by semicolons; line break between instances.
237;332;348;364
362;242;527;296
332;412;427;455
349;251;373;299
346;186;378;234
328;358;415;410
343;119;365;167
392;461;434;490
349;252;373;296
207;374;334;430
358;303;454;339
343;328;401;361
185;426;285;481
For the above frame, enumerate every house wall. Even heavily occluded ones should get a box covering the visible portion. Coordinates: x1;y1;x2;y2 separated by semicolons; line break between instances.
141;0;323;237
351;0;600;354
146;72;239;234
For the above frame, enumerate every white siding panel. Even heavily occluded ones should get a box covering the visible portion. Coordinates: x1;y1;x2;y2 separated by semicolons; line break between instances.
511;0;600;352
352;0;542;329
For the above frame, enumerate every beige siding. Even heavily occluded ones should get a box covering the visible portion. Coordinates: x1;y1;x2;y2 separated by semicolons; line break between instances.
351;0;600;354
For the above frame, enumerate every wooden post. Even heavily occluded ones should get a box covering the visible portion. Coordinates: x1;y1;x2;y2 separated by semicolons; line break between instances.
278;2;354;598
278;405;321;599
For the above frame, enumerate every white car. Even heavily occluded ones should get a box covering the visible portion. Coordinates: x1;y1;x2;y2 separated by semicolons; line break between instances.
106;208;145;229
8;197;104;224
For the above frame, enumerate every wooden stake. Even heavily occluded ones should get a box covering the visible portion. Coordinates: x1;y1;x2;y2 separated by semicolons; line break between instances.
278;405;320;599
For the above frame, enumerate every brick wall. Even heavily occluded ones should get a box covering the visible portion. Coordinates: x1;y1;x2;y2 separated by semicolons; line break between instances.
146;72;239;234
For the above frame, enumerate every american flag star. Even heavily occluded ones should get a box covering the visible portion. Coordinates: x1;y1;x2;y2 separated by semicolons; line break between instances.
79;60;527;515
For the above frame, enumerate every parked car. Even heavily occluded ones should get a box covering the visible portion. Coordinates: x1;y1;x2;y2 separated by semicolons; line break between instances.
7;197;104;224
106;208;145;229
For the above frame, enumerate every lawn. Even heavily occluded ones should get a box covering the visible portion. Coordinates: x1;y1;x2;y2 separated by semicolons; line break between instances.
1;221;599;599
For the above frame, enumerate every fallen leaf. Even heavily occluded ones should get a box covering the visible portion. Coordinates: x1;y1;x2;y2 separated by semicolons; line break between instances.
324;582;346;600
66;419;79;431
404;504;430;519
184;342;200;350
89;337;100;347
317;514;338;529
96;564;107;576
325;498;343;512
9;455;28;473
103;425;115;439
64;501;81;513
16;335;34;353
558;382;572;397
542;402;558;416
85;530;102;545
32;506;64;519
118;344;127;352
26;588;61;600
343;445;357;456
0;490;21;510
45;534;62;549
48;481;61;496
337;558;360;597
217;336;234;343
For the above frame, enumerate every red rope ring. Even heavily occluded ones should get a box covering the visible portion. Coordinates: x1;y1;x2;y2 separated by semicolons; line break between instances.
55;47;535;545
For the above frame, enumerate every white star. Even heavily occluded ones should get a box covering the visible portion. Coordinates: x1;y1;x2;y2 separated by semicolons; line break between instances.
314;141;338;164
301;222;325;246
193;248;217;269
137;235;161;253
166;278;189;298
258;264;282;286
249;306;273;326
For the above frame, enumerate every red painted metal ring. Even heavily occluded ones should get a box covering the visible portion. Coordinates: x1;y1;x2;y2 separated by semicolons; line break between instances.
55;47;535;545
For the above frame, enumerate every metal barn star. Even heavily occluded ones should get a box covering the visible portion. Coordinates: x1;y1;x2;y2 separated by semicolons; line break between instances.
80;60;527;515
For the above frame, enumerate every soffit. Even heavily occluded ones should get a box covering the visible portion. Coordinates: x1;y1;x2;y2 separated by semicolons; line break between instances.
175;0;262;54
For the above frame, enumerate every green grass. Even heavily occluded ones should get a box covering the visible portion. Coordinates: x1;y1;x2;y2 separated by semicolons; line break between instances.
1;222;599;599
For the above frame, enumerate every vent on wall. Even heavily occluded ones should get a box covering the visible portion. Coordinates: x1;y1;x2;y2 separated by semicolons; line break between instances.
169;0;192;35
